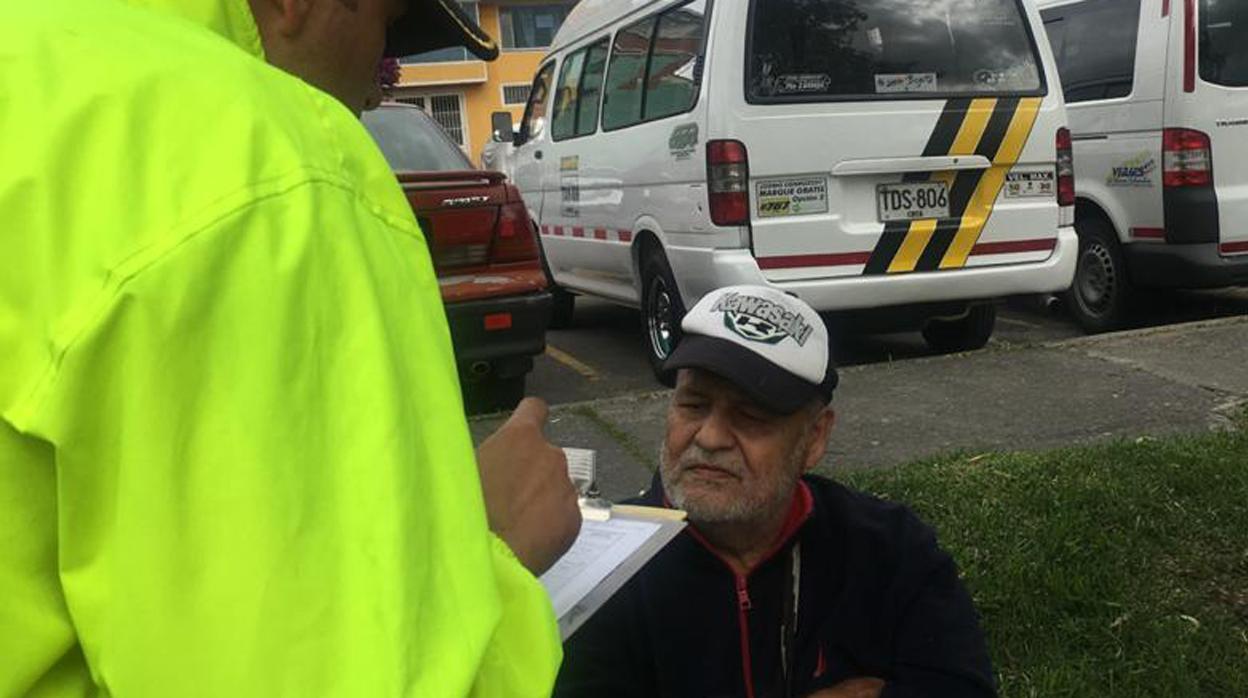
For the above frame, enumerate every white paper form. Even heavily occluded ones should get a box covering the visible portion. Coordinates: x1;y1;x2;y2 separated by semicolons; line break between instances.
540;517;661;619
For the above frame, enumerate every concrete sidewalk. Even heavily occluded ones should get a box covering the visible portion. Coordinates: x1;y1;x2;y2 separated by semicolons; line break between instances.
469;315;1248;501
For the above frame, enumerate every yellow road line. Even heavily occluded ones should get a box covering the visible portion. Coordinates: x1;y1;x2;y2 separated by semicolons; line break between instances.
545;344;601;381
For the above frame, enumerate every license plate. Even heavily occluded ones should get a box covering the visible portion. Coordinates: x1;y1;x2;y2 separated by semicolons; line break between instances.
876;182;950;222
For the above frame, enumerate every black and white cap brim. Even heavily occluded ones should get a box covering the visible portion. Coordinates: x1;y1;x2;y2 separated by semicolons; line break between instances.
385;0;499;61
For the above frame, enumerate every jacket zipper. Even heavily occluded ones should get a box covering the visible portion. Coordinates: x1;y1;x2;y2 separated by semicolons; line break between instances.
676;483;813;698
736;574;755;698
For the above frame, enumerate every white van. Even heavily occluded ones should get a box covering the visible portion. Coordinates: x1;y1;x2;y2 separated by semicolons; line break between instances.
499;0;1077;377
1038;0;1248;331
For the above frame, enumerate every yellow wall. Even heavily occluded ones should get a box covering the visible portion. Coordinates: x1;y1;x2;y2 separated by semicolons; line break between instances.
396;3;552;165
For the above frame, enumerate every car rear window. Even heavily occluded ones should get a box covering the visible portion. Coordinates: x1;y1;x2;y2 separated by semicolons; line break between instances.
747;0;1044;102
1201;0;1248;88
361;106;473;172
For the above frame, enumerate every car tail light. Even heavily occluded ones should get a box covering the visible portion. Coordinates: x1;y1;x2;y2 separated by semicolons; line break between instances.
490;200;540;264
1056;127;1075;207
1163;128;1212;187
707;140;750;227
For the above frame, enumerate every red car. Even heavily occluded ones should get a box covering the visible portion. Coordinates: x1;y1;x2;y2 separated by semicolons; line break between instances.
362;102;549;413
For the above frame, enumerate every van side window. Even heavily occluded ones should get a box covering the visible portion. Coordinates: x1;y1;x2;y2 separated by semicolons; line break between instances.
644;3;706;120
1041;0;1141;103
520;62;556;143
552;40;611;141
552;51;586;140
1200;0;1248;87
577;43;610;136
603;17;657;130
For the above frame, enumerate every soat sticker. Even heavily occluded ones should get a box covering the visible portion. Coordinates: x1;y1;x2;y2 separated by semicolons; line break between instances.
1004;171;1055;199
756;177;828;218
1107;154;1157;188
874;73;938;94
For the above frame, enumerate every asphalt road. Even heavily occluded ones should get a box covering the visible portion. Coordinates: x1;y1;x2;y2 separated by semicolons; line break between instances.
526;288;1248;407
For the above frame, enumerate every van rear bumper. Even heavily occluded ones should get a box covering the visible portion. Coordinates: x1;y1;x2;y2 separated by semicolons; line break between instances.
1125;242;1248;288
667;227;1077;311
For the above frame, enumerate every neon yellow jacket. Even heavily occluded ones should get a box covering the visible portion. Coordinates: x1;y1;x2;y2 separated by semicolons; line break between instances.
0;0;560;695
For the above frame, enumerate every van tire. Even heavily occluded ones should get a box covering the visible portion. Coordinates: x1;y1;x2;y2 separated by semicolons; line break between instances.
640;245;685;386
549;288;576;329
1065;217;1131;333
537;228;576;329
921;303;996;353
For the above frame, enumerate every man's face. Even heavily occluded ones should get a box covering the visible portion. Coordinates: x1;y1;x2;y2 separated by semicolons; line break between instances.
255;0;407;114
660;369;832;524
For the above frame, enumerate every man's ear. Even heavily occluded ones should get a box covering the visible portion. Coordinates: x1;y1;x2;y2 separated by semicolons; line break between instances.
251;0;314;38
801;407;836;473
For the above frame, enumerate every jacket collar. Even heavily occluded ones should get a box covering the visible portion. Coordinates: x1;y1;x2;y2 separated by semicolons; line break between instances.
643;471;815;574
126;0;264;59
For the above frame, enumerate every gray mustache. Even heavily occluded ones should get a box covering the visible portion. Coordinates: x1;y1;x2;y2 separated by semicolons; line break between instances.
673;445;746;478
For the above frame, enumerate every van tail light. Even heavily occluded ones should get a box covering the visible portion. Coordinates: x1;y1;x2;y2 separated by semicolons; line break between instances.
1056;127;1075;207
707;140;750;227
490;200;540;264
1163;128;1212;188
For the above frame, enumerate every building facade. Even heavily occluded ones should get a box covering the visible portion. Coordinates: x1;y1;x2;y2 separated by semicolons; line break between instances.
393;1;577;165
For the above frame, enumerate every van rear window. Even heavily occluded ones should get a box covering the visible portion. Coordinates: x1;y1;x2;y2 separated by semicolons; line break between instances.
747;0;1044;101
1201;0;1248;88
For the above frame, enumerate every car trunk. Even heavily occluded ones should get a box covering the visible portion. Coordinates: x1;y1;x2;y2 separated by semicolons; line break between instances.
398;170;546;302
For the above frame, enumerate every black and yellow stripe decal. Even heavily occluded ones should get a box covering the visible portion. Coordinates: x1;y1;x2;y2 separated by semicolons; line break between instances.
863;97;1043;275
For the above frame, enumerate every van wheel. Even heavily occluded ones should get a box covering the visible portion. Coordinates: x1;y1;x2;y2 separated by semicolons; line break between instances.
1065;218;1131;333
640;246;685;386
549;288;575;329
921;303;996;353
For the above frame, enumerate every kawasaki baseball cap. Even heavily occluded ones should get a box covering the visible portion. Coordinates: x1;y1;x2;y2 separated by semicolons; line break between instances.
663;285;838;415
385;0;499;61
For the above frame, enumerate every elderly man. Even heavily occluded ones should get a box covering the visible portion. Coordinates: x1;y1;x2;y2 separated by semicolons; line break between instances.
1;0;579;695
555;285;996;698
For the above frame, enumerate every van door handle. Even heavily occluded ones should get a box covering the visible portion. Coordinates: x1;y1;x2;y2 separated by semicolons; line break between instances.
831;155;991;176
535;150;544;160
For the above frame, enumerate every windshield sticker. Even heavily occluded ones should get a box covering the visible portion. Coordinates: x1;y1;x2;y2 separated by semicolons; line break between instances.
773;74;833;94
973;69;1003;88
874;73;938;94
1004;171;1055;199
669;124;699;161
1107;154;1157;188
757;178;828;218
866;27;884;52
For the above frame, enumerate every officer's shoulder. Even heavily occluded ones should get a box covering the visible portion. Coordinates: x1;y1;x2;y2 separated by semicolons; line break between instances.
96;5;380;192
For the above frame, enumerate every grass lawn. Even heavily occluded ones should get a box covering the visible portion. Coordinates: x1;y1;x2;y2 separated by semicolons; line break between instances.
840;425;1248;697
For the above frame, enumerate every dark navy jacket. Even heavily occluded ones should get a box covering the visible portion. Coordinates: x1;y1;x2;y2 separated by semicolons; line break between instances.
554;474;996;698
